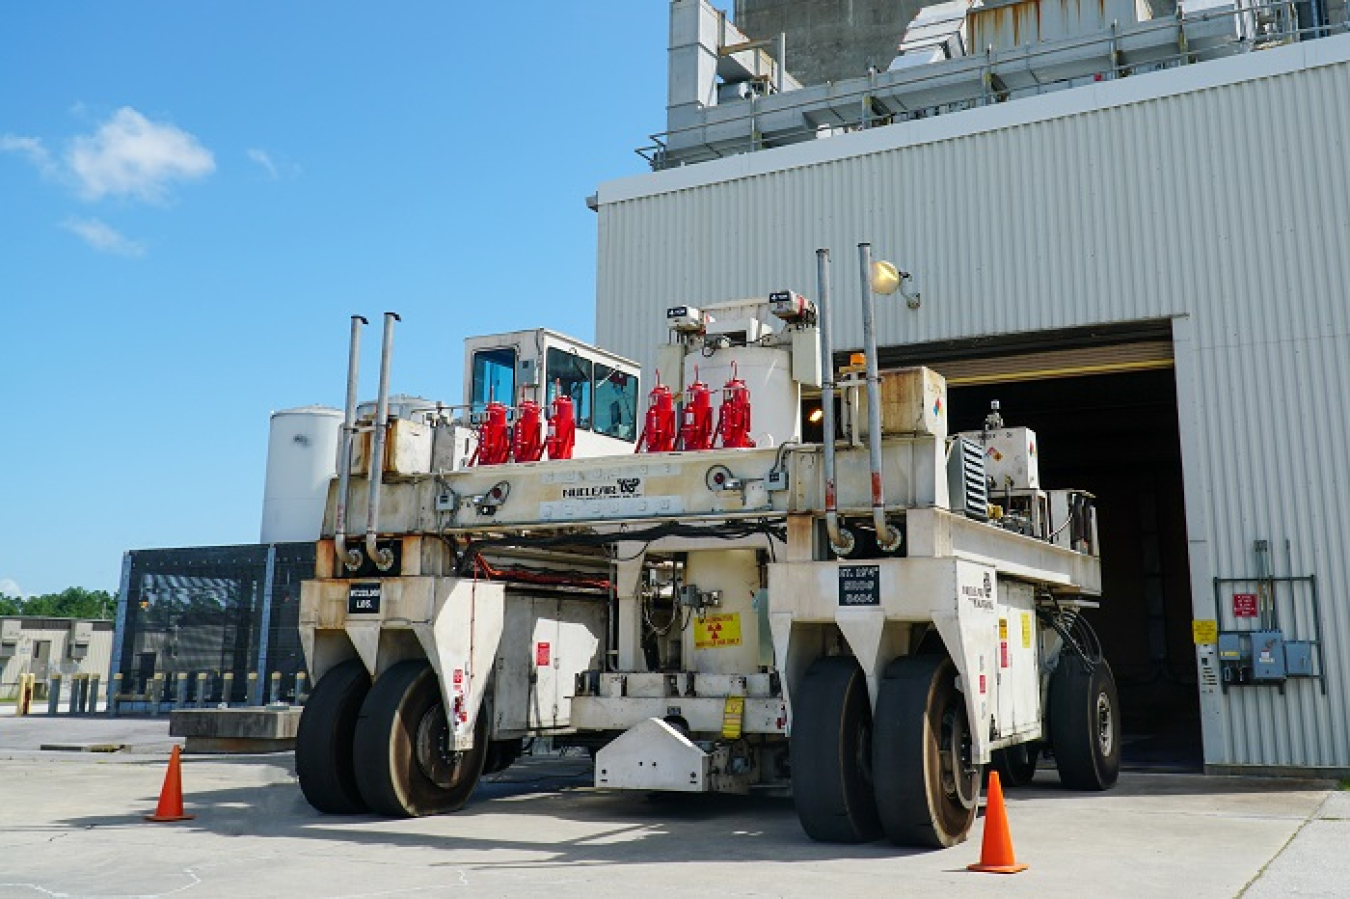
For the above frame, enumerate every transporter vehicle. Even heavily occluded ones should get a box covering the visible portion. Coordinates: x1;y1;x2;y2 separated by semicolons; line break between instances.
295;248;1118;848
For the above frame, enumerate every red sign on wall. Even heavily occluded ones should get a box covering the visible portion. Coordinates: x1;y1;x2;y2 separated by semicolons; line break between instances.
1233;593;1259;618
536;642;551;667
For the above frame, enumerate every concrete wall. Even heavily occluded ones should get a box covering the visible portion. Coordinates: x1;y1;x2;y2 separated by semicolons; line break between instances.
594;35;1350;773
733;0;920;83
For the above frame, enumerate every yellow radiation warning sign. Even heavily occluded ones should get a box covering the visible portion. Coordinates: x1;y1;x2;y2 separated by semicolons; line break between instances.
694;613;742;649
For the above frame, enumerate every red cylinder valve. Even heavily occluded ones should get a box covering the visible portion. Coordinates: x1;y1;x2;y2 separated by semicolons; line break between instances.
511;399;545;462
716;365;756;449
545;391;576;460
679;368;714;451
636;375;677;453
471;400;511;466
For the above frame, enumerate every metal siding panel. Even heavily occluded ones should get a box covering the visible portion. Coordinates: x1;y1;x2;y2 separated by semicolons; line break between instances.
596;46;1350;770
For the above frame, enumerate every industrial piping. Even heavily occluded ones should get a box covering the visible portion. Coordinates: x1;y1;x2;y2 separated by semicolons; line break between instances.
335;315;367;571
858;243;903;553
815;248;854;556
365;312;401;570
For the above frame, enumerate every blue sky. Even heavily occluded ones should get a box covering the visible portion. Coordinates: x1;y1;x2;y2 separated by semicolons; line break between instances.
0;2;726;597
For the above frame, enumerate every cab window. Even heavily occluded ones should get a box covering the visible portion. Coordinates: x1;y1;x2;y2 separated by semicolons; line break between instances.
546;348;593;430
471;348;516;412
594;363;638;442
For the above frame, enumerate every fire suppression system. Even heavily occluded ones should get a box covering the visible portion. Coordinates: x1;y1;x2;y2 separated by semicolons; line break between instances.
471;399;512;465
679;368;714;451
636;376;677;453
511;399;546;463
715;365;756;449
545;389;576;460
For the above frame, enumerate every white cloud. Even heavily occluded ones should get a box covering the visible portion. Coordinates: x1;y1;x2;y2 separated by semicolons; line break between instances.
0;133;56;176
62;216;146;257
247;147;279;179
66;107;215;203
0;578;23;598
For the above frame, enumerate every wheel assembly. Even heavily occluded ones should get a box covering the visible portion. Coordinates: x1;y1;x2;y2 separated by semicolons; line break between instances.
992;742;1040;788
352;659;488;817
872;654;981;848
790;655;882;843
295;658;371;814
1049;654;1121;790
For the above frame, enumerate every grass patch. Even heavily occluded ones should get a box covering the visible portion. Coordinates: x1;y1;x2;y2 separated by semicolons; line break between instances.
1339;778;1350;791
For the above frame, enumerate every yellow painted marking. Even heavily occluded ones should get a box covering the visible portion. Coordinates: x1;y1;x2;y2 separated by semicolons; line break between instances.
1021;612;1033;649
722;696;745;739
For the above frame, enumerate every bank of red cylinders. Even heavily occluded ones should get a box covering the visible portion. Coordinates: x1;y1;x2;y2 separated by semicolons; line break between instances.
716;373;756;449
636;381;676;453
679;373;714;451
546;392;575;460
472;400;511;466
511;399;545;462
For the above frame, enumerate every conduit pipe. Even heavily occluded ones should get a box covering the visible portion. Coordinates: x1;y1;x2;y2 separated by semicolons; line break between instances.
816;249;854;556
857;243;903;553
335;315;367;571
365;311;401;570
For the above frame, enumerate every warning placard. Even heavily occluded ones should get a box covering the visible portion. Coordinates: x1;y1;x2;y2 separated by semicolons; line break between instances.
694;613;742;649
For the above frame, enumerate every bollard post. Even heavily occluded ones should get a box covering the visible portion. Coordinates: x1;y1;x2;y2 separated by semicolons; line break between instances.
293;671;308;705
150;672;164;716
72;674;86;714
268;671;282;705
17;673;34;715
88;674;100;713
109;672;122;717
175;672;189;709
196;672;209;709
247;671;260;707
48;673;62;715
221;672;235;707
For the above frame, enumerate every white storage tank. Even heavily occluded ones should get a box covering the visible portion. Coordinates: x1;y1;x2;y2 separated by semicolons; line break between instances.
260;405;342;543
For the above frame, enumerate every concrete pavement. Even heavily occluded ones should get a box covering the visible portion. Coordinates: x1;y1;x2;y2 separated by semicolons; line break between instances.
0;715;1343;898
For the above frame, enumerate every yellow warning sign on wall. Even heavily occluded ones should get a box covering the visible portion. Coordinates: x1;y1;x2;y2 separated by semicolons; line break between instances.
1022;612;1033;649
694;613;742;649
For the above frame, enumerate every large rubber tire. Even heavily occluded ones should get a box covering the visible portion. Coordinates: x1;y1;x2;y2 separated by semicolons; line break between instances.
992;742;1041;788
790;656;882;843
352;660;488;817
295;658;371;814
872;655;981;848
1049;654;1121;790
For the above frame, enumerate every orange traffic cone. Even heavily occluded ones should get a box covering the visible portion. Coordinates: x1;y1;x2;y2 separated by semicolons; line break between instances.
145;745;195;822
968;770;1027;874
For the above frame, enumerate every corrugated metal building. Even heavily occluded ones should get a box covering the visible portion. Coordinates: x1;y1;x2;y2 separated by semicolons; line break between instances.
593;34;1350;774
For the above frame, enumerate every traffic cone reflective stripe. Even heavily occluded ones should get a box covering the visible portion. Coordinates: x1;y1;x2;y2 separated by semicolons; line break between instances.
968;770;1027;874
146;744;195;822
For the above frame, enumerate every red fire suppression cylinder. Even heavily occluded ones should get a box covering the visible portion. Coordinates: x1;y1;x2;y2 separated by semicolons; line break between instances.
511;399;545;462
716;366;756;449
471;400;511;466
679;369;714;451
636;377;677;453
545;391;576;460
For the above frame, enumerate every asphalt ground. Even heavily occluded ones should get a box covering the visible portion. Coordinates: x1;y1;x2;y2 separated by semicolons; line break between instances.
0;713;1345;898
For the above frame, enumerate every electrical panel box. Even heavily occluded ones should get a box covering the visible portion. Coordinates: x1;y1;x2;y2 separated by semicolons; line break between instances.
854;367;948;439
978;427;1040;491
1217;632;1252;684
1251;630;1286;680
1284;641;1315;677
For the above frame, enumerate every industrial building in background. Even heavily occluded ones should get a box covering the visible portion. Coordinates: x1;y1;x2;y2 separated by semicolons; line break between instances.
594;0;1350;777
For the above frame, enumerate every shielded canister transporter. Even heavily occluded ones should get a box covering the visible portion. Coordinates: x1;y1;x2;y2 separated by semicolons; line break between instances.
295;250;1117;848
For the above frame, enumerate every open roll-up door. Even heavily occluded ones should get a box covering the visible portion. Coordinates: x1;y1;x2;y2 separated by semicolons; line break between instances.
931;340;1173;386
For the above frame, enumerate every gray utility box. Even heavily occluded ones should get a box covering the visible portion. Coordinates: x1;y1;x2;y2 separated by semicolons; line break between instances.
1285;641;1316;677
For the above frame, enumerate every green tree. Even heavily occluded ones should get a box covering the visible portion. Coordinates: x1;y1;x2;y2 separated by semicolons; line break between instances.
15;587;115;619
0;593;22;616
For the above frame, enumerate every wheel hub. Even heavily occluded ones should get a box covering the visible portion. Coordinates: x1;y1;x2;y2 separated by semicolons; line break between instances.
1096;691;1114;756
940;704;979;810
414;703;466;789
